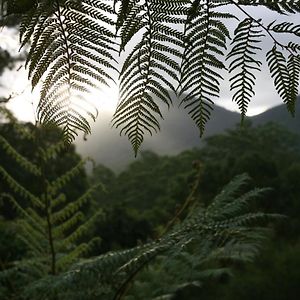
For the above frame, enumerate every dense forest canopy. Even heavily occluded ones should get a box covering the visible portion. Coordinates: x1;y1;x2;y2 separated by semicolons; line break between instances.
1;118;300;299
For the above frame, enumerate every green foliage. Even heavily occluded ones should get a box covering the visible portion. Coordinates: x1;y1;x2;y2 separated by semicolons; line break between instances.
21;173;279;300
1;0;299;153
215;241;300;300
0;110;103;298
1;107;298;299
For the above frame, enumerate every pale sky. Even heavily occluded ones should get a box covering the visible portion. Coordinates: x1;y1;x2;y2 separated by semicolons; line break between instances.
0;4;299;123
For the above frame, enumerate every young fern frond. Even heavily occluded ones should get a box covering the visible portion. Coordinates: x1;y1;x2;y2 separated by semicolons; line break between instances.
227;18;264;121
178;1;233;136
113;0;185;155
49;157;90;193
20;0;117;143
0;166;44;208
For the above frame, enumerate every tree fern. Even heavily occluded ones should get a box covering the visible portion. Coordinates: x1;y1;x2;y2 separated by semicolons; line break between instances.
23;173;281;300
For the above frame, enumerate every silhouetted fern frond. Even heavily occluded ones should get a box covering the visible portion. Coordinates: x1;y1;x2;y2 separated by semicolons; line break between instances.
2;0;300;152
267;46;300;115
287;42;300;54
20;0;117;143
237;0;300;14
270;21;300;36
227;18;264;121
113;0;185;155
178;1;233;136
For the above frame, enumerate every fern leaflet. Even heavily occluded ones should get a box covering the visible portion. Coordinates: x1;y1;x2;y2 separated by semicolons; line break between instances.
266;46;299;115
178;1;233;136
227;18;264;121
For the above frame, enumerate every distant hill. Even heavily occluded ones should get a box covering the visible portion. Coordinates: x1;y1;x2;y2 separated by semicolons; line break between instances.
252;96;300;133
75;97;299;171
75;105;240;171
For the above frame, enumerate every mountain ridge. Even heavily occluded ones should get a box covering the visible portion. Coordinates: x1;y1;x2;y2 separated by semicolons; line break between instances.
75;98;300;171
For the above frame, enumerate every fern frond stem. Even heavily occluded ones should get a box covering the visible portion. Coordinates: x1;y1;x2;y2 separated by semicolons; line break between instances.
160;162;203;237
133;0;153;156
45;196;56;275
55;1;72;80
231;0;293;55
115;163;203;300
113;249;163;300
39;146;57;275
176;20;188;94
55;0;73;136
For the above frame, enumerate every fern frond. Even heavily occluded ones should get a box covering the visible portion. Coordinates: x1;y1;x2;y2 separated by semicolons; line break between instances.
61;209;102;246
49;158;89;194
266;46;299;115
0;166;43;208
0;135;41;176
287;41;300;54
56;237;101;272
227;18;264;121
39;139;66;162
28;174;280;300
51;183;101;224
20;0;117;143
237;0;300;14
287;54;300;109
270;21;300;36
52;211;84;239
0;193;45;233
17;219;48;255
113;0;185;155
205;173;250;215
178;2;233;136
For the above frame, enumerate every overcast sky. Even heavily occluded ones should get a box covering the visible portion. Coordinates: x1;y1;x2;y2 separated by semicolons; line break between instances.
0;4;299;123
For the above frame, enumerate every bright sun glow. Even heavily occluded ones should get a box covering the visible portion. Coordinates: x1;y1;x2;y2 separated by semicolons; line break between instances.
89;86;119;113
4;68;120;123
1;27;120;123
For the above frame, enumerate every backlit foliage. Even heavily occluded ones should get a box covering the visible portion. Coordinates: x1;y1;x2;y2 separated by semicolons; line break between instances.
0;108;103;297
1;0;299;153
